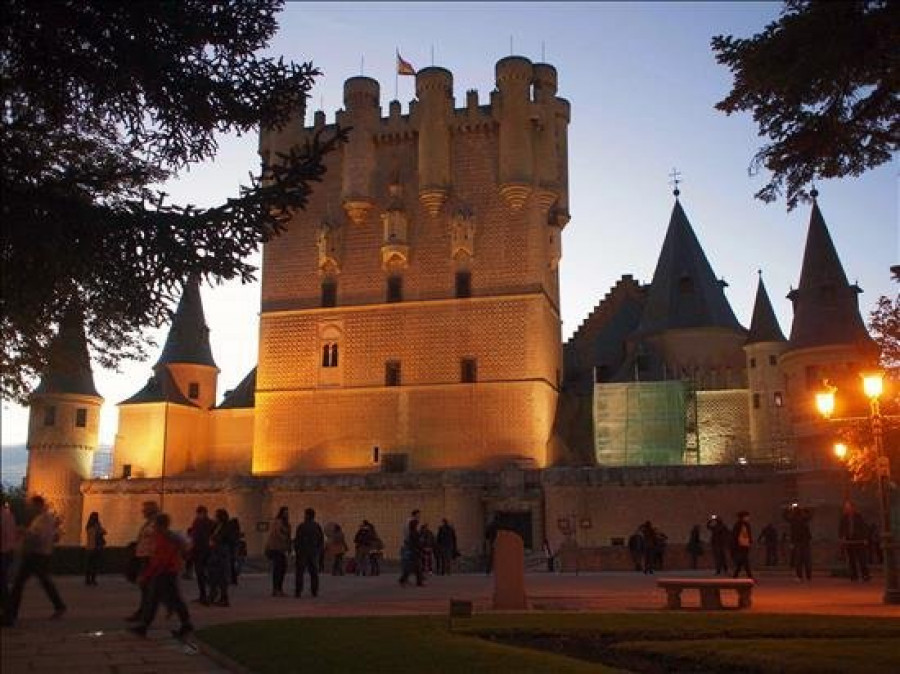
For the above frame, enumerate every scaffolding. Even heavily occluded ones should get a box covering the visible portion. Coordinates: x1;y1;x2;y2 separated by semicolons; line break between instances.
593;381;686;465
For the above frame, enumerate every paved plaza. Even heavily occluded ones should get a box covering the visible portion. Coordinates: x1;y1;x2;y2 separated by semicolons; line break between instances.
2;568;896;673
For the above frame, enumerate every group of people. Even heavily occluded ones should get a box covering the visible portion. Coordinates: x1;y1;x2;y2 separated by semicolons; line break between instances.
262;506;325;598
398;511;458;585
627;521;670;574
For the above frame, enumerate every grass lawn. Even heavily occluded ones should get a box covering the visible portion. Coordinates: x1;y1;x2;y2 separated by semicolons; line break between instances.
198;613;900;674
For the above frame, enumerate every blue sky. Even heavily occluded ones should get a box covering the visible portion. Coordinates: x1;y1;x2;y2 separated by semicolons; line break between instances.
1;2;896;452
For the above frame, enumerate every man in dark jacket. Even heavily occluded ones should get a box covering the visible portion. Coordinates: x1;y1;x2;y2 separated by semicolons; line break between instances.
436;519;457;576
189;505;213;605
706;516;730;575
294;508;325;597
838;501;871;582
783;505;813;581
758;522;779;566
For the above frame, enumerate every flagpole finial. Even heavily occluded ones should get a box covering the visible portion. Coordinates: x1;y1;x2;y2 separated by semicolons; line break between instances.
668;167;683;198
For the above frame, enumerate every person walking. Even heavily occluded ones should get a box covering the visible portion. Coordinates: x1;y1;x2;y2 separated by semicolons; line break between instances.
353;521;373;576
265;506;291;596
188;505;213;605
639;521;658;575
436;519;458;576
3;495;66;626
2;500;19;608
128;513;193;639
126;500;159;622
707;515;730;575
399;509;424;587
686;525;704;570
327;524;348;575
838;501;871;582
84;511;107;586
758;522;779;566
627;528;644;572
294;508;325;598
228;517;244;585
208;509;233;606
420;523;436;575
731;511;753;579
784;504;812;581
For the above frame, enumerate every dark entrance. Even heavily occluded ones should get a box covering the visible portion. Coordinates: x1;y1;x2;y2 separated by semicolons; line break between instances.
495;511;533;550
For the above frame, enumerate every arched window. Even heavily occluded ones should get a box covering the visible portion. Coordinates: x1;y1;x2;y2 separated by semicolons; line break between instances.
322;343;338;368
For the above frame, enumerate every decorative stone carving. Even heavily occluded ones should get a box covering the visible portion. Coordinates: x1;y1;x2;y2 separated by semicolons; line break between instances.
449;207;476;262
419;187;448;218
499;183;531;211
381;183;410;270
342;198;374;226
316;219;343;275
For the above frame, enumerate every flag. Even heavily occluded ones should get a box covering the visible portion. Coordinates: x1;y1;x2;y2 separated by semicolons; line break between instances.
397;51;416;76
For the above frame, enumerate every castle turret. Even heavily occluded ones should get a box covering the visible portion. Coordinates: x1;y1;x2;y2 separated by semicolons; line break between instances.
339;76;380;225
415;67;453;217
780;196;878;465
154;276;219;410
743;274;788;462
26;304;103;545
495;56;534;210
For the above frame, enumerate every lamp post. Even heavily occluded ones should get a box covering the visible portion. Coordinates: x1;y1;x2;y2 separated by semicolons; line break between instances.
817;372;899;605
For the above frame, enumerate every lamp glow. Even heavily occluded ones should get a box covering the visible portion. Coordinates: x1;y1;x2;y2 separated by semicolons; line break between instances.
862;372;884;400
816;388;836;419
834;443;848;460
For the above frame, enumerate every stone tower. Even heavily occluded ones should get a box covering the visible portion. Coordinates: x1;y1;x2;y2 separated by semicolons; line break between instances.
114;277;218;478
780;197;879;466
253;56;570;474
26;305;103;545
743;274;788;462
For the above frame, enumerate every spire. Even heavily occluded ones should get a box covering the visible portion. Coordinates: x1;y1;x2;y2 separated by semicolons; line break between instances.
636;199;744;335
154;276;217;369
746;273;786;345
786;200;874;351
33;303;101;398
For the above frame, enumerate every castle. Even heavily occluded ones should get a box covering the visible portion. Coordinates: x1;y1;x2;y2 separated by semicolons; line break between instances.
25;58;879;559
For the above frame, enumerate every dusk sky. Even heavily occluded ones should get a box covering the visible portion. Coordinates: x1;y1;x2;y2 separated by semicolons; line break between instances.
1;2;896;451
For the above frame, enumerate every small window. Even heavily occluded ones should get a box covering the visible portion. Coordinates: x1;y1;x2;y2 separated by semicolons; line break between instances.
372;445;380;464
43;406;56;427
322;343;338;368
461;358;477;383
188;382;200;399
321;280;337;308
749;358;757;369
768;354;777;366
455;271;472;298
753;393;761;409
385;360;401;386
387;276;403;303
75;408;87;428
774;391;784;407
678;276;694;294
122;464;133;479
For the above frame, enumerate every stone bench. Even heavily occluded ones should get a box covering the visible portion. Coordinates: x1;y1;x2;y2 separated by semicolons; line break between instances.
657;578;755;610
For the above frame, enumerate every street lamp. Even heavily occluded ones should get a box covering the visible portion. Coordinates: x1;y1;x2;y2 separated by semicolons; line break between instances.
833;443;848;461
817;372;899;605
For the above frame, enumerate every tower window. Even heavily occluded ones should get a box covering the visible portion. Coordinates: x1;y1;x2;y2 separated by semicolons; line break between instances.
678;276;694;294
769;354;777;366
322;343;338;368
774;391;784;407
385;360;401;386
321;279;337;308
188;382;200;399
461;358;477;383
43;406;56;427
753;393;761;409
387;276;403;303
75;408;87;428
749;358;756;369
455;271;472;298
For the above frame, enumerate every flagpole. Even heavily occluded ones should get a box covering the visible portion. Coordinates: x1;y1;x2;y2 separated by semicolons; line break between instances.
395;48;399;100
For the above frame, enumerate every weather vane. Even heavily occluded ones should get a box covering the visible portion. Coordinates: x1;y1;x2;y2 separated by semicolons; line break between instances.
669;167;682;197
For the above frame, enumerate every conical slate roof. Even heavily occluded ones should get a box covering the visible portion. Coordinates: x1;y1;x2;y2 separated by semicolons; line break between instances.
154;276;217;369
746;275;786;345
119;369;197;407
636;199;744;335
216;368;257;409
33;304;101;398
786;200;875;351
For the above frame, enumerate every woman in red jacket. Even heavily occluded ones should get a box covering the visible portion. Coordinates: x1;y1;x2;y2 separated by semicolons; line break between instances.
129;513;193;639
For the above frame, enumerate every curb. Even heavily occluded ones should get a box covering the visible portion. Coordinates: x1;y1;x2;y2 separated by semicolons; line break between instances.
194;635;255;674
